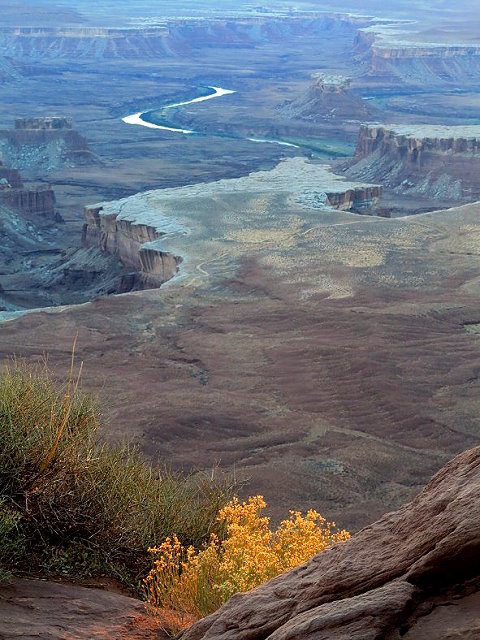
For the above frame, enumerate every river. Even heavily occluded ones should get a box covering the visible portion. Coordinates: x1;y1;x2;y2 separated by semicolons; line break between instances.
122;86;235;134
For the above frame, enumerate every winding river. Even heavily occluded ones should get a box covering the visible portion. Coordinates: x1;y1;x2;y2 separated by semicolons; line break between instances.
121;85;301;148
122;85;235;134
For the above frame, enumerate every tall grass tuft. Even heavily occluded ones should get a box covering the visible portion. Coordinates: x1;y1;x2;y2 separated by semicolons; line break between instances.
0;357;234;586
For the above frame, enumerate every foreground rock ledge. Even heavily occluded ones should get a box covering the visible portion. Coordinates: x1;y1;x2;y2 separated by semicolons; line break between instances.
0;578;167;639
181;446;480;640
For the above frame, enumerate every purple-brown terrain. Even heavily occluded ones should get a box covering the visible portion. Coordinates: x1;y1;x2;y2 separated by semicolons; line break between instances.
0;0;480;635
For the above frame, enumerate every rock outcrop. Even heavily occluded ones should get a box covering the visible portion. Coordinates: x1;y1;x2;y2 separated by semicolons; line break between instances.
324;185;381;211
181;445;480;640
0;578;167;639
83;204;182;290
280;73;379;123
15;116;73;131
354;26;480;85
355;124;480;161
0;15;369;61
0;163;23;188
0;185;56;218
344;124;480;207
0;118;100;174
0;159;57;219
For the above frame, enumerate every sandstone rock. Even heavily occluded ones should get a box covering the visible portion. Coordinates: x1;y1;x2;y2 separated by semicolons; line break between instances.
15;116;73;131
354;26;480;84
82;205;182;290
0;185;56;218
0;578;166;639
280;73;379;123
181;446;480;640
346;124;480;206
0;165;23;188
0;119;100;174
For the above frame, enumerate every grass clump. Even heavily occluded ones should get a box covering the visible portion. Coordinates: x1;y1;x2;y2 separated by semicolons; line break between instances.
0;356;233;589
144;495;350;633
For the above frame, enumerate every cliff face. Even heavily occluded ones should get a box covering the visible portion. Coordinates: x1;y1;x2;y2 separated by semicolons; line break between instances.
181;445;480;640
346;124;480;204
0;121;100;174
14;116;73;130
280;73;379;123
82;205;181;289
355;125;480;162
325;185;381;211
0;15;368;61
0;186;56;218
0;166;23;188
354;28;480;85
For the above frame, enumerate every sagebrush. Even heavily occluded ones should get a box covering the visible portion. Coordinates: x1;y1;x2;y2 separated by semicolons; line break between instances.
0;357;234;587
144;495;350;632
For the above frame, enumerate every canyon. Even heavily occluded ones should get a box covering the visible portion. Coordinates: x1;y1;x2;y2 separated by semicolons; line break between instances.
343;124;480;214
0;2;480;635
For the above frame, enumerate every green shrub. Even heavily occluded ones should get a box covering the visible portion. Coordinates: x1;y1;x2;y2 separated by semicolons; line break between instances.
0;500;24;582
0;358;234;588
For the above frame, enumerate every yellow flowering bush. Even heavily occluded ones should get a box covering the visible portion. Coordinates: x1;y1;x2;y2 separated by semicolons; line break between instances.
144;495;349;633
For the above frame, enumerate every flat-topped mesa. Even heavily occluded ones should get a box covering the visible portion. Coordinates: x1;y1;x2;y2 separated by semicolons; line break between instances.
0;15;368;60
355;25;480;83
355;124;480;162
281;72;378;122
82;204;182;290
15;117;73;131
347;124;480;204
0;117;99;173
310;72;352;94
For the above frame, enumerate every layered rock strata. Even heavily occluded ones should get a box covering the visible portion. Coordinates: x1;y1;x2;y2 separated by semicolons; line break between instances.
0;159;56;218
83;205;182;290
281;73;379;122
0;185;56;218
0;15;369;60
82;158;381;291
15;116;73;130
346;124;480;204
355;124;480;161
355;26;480;84
0;165;23;189
0;118;99;173
182;445;480;640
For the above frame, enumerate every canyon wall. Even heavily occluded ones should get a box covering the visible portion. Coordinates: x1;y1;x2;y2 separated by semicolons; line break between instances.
0;186;56;218
354;28;480;85
0;165;23;189
0;15;369;60
355;125;480;164
280;73;379;123
325;185;381;210
15;117;73;131
82;205;181;289
347;124;480;203
0;124;99;173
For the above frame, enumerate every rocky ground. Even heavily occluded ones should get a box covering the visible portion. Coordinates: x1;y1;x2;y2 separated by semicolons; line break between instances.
0;578;167;639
